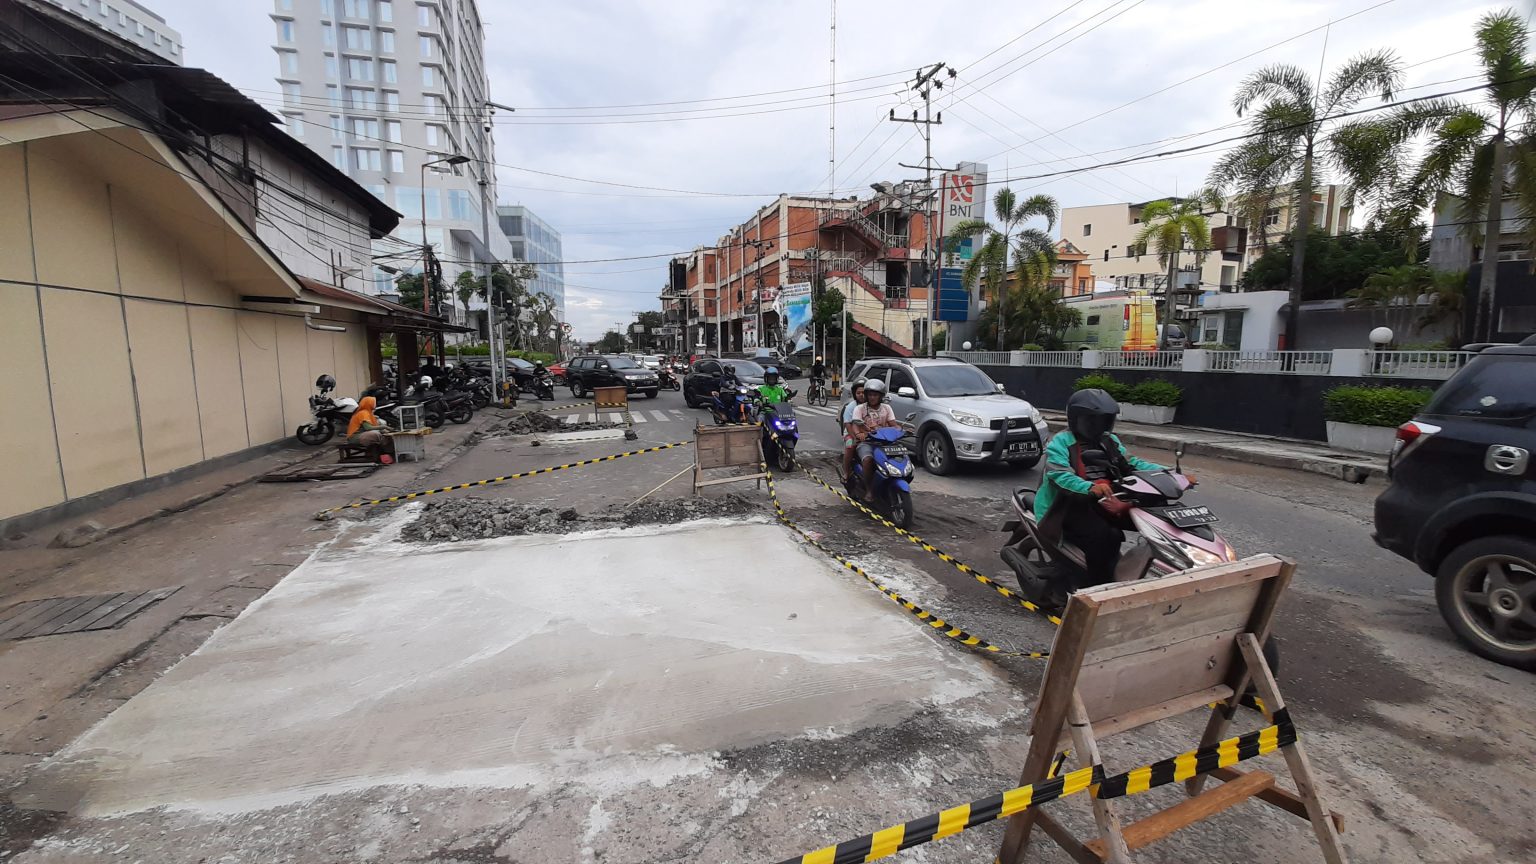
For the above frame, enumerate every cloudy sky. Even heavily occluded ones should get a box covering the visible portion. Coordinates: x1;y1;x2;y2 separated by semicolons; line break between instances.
155;0;1508;338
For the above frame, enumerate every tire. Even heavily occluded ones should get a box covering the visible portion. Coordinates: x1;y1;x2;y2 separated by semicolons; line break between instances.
295;419;334;446
1435;535;1536;671
644;389;659;399
571;379;586;398
424;409;445;430
448;404;473;425
816;387;829;408
470;390;491;409
888;488;913;529
776;445;796;473
684;392;699;408
921;430;955;476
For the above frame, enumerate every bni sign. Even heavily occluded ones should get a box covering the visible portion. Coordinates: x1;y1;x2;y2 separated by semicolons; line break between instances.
937;162;987;322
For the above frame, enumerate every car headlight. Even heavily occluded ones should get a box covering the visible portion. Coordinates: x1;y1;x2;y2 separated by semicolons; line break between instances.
950;409;985;427
1027;405;1043;425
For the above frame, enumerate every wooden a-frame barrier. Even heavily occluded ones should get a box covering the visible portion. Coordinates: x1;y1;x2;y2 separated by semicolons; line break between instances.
998;554;1348;864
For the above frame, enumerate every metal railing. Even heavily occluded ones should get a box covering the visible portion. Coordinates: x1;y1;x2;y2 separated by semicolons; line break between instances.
1364;350;1474;380
1207;350;1333;374
1099;350;1185;370
1017;351;1083;367
939;350;1015;366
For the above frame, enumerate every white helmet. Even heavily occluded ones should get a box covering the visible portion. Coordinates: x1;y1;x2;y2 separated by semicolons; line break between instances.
419;375;433;389
865;379;887;395
444;362;454;370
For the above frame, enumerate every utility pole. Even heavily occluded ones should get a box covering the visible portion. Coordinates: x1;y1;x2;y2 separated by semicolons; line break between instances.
744;238;773;351
890;62;954;357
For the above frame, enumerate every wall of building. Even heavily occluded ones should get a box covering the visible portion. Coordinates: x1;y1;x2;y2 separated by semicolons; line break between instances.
0;137;371;524
39;0;183;63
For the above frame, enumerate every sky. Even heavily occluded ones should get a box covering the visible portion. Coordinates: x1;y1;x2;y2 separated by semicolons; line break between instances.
153;0;1511;339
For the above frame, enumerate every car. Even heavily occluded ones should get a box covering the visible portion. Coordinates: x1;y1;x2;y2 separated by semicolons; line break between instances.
639;355;663;370
848;357;1050;475
565;354;660;399
1373;342;1536;671
547;360;568;383
683;357;767;408
751;349;801;379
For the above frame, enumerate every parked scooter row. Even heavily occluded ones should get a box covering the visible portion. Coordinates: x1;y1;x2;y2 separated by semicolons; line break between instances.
294;368;482;445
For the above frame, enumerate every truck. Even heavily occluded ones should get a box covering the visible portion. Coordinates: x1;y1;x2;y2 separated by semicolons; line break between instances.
1059;291;1162;351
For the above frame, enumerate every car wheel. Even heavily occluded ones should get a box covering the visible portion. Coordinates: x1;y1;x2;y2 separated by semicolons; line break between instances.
571;380;585;398
1435;536;1536;671
921;430;954;476
644;390;659;399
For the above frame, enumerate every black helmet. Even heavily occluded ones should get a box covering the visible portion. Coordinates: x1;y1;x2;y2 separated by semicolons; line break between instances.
315;374;336;392
1066;388;1119;443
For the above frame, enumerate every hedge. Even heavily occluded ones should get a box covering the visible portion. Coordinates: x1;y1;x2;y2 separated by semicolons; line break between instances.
1322;385;1434;428
1072;374;1183;407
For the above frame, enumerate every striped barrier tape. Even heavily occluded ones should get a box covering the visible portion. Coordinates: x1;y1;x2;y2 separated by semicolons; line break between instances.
762;466;1046;660
801;468;1063;627
314;441;689;516
772;710;1296;864
525;401;586;413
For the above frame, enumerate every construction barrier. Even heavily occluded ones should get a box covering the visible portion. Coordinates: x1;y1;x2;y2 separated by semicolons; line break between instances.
801;467;1062;626
763;465;1046;659
314;441;689;517
771;716;1297;864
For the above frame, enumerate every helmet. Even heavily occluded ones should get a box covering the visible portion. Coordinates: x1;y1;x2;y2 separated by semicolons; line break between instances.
851;377;867;391
865;379;887;395
763;366;780;381
1066;388;1119;443
444;362;454;371
315;374;336;391
418;375;434;389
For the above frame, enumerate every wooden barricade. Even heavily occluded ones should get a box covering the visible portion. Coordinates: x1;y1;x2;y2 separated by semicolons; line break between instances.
593;386;627;410
998;554;1347;864
693;424;767;493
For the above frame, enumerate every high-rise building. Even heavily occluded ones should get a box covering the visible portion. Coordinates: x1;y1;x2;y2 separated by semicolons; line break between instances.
497;205;565;318
269;0;511;302
37;0;183;62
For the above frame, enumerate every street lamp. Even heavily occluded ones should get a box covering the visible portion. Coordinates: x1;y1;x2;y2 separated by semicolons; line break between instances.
419;154;471;257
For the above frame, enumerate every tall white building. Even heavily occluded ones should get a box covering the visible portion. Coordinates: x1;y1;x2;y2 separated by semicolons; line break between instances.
37;0;183;62
497;205;565;318
269;0;511;302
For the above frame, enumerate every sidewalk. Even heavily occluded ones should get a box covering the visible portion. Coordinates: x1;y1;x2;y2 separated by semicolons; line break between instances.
1040;411;1388;483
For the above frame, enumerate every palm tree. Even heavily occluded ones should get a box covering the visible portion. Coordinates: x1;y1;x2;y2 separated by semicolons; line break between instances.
1402;9;1536;342
1132;191;1224;330
1208;50;1403;347
1350;264;1428;337
944;188;1057;350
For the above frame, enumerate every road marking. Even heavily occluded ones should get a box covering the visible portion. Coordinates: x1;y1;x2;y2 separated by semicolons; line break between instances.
564;414;579;423
650;410;670;422
630;413;647;423
584;413;597;423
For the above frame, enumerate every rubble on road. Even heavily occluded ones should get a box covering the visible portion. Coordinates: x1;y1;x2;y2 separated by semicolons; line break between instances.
494;412;616;436
399;494;762;542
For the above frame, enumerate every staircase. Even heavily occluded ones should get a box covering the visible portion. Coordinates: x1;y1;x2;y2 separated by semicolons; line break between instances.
821;207;900;251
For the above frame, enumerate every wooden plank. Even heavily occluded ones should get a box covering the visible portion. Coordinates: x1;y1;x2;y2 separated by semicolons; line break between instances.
1082;580;1263;664
0;598;78;639
86;587;179;631
68;590;158;633
32;592;136;637
1238;633;1349;864
4;595;102;639
1068;691;1132;864
1208;767;1346;833
1034;811;1105;864
1077;631;1242;724
1082;555;1284;615
1062;685;1234;745
1086;770;1276;857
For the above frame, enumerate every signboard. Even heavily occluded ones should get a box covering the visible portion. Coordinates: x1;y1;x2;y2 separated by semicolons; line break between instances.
938;163;987;323
937;267;970;322
775;282;813;346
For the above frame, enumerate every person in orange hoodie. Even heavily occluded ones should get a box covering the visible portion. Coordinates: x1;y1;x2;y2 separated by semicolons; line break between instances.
346;396;395;464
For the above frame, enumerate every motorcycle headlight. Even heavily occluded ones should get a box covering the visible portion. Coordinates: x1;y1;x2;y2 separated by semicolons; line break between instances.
950;409;985;427
1142;523;1226;569
882;461;906;477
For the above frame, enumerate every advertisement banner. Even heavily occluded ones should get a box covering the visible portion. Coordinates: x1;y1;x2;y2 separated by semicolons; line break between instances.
937;162;988;243
743;318;757;350
775;282;813;346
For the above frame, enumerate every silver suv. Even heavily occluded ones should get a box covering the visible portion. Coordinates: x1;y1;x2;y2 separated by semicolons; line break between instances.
848;357;1049;474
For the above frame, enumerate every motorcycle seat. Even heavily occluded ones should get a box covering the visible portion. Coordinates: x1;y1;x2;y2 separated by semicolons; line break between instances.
1015;487;1037;513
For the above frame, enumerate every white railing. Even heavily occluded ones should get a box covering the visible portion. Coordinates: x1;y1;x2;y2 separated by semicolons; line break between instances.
1099;350;1184;370
1206;350;1334;375
940;350;1014;366
1364;350;1474;380
1017;351;1083;367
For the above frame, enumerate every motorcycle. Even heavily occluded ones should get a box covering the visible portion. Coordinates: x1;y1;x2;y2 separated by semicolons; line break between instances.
759;395;800;472
657;367;682;392
295;374;357;445
531;365;557;400
708;382;757;426
434;378;476;425
844;426;916;529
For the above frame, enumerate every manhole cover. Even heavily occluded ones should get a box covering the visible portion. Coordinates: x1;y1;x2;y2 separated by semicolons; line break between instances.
0;588;180;641
259;464;378;482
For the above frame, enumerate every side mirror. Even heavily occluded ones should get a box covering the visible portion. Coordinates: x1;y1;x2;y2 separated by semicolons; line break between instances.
897;386;917;398
598;363;610;370
904;412;918;421
1175;441;1186;473
996;383;1006;393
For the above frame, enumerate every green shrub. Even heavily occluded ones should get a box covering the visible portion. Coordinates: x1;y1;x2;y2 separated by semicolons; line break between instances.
1020;343;1045;351
1073;373;1130;402
1323;385;1433;427
1127;378;1182;407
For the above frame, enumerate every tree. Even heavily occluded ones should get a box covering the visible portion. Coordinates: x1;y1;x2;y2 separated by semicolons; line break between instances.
395;272;425;311
1399;9;1536;341
597;330;627;354
812;284;846;332
1209;49;1403;347
528;292;559;354
634;310;665;351
1238;229;1416;299
973;281;1082;350
1349;264;1429;337
944;188;1058;350
452;270;479;319
1131;191;1224;330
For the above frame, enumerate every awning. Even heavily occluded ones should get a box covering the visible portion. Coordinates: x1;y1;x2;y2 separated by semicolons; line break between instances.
297;277;476;333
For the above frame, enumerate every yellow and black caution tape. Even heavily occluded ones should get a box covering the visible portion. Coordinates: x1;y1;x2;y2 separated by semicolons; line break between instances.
802;468;1063;627
773;710;1297;864
315;441;688;516
526;401;586;413
763;466;1046;659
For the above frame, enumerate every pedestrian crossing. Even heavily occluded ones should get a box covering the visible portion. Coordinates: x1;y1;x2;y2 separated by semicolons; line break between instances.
559;404;845;425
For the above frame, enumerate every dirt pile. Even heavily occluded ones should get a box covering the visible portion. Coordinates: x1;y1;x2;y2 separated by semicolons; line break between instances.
399;494;762;542
496;412;618;435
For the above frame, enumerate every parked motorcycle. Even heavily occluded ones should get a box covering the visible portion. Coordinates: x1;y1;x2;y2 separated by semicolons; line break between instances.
295;374;357;445
657;367;682;392
759;395;800;472
844;426;916;528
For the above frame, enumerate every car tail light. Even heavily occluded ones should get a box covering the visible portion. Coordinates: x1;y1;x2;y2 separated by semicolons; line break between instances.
1389;420;1441;468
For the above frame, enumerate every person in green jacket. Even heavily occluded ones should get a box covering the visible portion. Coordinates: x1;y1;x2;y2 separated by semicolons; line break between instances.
755;366;790;405
1036;388;1172;585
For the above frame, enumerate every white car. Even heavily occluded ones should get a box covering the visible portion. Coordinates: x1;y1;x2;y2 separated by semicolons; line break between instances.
640;355;663;370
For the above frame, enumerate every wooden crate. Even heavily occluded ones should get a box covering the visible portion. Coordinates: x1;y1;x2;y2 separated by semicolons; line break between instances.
693;424;766;492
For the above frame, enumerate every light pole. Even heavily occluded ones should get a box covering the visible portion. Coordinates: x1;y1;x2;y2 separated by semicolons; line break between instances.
419;154;471;257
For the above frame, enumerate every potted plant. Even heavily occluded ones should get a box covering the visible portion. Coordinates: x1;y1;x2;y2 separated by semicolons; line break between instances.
1322;385;1433;453
1072;375;1181;424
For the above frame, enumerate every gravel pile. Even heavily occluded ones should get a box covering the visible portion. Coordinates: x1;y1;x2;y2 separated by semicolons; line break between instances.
496;412;619;435
399;494;763;542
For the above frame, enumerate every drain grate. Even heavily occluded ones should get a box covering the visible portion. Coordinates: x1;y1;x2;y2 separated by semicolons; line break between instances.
0;588;180;641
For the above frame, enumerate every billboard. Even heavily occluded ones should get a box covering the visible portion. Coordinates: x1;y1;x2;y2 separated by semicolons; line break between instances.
937;162;987;322
775;282;813;346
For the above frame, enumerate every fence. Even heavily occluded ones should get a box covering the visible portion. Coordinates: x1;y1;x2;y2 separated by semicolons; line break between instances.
939;348;1478;381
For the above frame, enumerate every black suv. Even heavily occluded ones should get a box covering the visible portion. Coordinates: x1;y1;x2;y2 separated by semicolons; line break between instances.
566;354;660;399
1374;343;1536;671
683;357;767;408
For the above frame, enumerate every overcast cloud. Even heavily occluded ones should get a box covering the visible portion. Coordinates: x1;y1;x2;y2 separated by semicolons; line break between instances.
157;0;1504;339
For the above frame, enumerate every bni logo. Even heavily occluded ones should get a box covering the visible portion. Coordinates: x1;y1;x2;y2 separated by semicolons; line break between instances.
947;174;976;204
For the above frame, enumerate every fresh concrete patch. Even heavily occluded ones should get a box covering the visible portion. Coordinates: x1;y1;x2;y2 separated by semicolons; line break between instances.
398;494;762;543
537;429;628;444
16;518;1008;825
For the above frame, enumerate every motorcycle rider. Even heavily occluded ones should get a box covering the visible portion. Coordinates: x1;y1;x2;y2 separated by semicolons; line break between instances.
756;366;790;405
1035;388;1175;586
851;379;901;501
840;379;866;481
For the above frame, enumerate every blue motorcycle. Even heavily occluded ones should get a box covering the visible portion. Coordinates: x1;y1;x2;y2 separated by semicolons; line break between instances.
845;426;916;528
708;383;757;426
760;398;800;472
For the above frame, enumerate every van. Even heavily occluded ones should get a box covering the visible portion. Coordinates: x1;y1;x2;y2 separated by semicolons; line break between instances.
1059;291;1160;351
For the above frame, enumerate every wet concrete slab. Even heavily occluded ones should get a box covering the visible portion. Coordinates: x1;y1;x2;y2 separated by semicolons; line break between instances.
16;516;1006;820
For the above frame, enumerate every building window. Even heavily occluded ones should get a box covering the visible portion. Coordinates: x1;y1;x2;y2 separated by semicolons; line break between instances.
381;60;397;83
330;115;344;140
279;50;299;76
277;0;294;9
349;117;379;139
421;65;436;87
423;94;440;115
395;187;420;219
424;124;441;146
281;82;302;106
448;189;472;221
346;86;375;109
343;0;370;18
276;19;294;42
418;35;433;57
379;29;394;52
384;119;401;142
387;150;404;172
1082;224;1092;237
1262;207;1280;227
322;22;335;46
321;0;334;15
353;147;381;171
346;57;374;81
342;25;371;50
423;189;441;220
383;91;400;111
325;55;339;78
327;84;341;106
331;146;346;169
283;113;304;138
417;3;434;27
378;1;393;22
